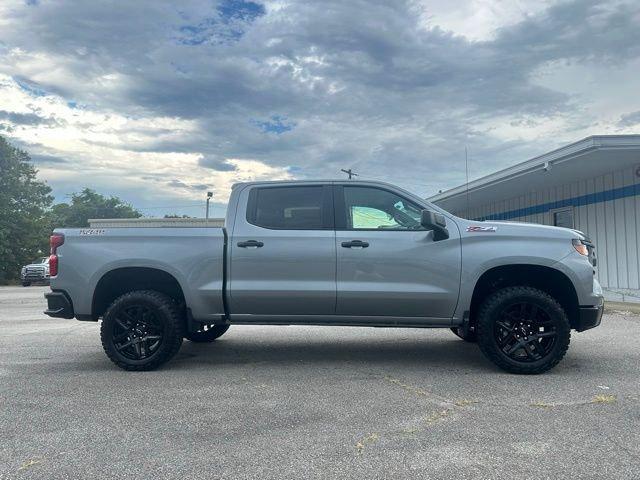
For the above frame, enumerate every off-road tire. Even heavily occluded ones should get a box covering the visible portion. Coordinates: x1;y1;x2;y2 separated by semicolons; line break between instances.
185;324;230;343
476;286;571;374
450;326;477;342
100;290;184;371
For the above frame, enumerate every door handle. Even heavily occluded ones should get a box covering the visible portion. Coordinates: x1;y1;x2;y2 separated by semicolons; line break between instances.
341;240;369;248
237;240;264;248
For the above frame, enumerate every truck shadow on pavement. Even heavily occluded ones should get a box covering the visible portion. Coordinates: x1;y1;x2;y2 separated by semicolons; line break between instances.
172;334;501;373
66;328;603;375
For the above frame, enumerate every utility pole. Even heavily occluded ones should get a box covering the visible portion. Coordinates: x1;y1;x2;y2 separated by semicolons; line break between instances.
205;191;213;220
341;168;359;179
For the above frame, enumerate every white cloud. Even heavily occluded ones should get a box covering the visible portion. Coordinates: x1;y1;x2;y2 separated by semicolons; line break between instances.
417;0;555;41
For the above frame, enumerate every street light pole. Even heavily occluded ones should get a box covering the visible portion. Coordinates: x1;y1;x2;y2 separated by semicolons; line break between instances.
206;191;213;220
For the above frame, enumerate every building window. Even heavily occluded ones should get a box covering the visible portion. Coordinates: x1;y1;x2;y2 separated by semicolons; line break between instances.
552;207;574;229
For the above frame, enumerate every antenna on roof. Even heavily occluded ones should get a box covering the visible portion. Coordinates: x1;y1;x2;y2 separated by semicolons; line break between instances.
465;147;470;219
341;168;359;180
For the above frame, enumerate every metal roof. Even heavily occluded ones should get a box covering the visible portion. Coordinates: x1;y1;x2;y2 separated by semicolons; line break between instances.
427;135;640;213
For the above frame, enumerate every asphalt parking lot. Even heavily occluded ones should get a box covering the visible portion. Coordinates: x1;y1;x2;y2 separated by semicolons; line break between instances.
1;286;639;479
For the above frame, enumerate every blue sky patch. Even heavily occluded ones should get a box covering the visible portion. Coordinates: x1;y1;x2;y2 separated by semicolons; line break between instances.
252;115;295;134
15;78;48;97
218;0;265;23
175;0;264;45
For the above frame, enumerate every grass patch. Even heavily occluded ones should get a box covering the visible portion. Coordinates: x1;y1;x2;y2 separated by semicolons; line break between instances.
424;409;450;425
355;433;379;454
531;401;553;409
18;459;42;471
592;394;616;404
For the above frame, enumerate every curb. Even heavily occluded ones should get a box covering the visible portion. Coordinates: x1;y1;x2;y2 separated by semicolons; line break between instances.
604;301;640;315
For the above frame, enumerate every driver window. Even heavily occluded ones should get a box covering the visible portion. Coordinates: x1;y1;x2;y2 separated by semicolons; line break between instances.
344;186;424;230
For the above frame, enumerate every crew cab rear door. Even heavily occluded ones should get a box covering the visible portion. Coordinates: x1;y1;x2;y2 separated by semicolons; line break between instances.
229;184;336;317
334;184;461;320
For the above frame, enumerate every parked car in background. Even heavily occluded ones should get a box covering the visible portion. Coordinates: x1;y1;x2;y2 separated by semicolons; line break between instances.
21;257;50;286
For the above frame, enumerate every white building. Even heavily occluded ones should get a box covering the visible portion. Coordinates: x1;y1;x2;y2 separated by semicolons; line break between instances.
429;135;640;302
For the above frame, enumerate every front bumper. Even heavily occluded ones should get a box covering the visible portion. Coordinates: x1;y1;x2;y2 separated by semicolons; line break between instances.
44;291;74;319
576;299;604;332
22;273;50;283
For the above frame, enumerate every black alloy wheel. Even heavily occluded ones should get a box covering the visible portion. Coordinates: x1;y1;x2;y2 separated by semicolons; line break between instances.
494;302;557;362
477;286;571;374
101;290;184;371
111;304;164;360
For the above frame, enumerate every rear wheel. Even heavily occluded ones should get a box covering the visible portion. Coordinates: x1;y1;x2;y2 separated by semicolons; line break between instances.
476;286;570;374
100;290;184;371
185;324;230;343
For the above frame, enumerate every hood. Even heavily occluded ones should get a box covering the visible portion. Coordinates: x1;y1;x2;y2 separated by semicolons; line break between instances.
24;262;49;269
459;218;586;240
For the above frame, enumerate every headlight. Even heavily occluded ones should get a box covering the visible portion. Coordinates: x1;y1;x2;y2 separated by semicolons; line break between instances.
572;239;589;256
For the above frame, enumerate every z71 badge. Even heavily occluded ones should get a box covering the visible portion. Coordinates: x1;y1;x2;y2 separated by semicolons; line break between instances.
467;225;497;232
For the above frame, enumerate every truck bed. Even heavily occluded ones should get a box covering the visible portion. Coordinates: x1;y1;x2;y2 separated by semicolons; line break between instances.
53;227;227;323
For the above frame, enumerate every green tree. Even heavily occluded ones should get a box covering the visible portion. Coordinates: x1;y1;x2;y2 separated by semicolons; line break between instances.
49;188;142;228
0;136;54;283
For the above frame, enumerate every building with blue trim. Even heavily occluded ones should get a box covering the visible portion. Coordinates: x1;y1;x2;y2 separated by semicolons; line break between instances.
428;135;640;300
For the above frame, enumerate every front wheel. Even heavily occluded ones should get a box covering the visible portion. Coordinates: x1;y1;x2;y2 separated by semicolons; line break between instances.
22;282;31;287
185;324;230;343
476;286;570;374
100;290;184;371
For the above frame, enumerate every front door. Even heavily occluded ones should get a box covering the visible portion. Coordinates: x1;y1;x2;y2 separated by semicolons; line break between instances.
229;184;336;316
334;185;461;319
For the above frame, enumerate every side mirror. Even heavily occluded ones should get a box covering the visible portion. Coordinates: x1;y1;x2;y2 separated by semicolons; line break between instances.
421;210;449;241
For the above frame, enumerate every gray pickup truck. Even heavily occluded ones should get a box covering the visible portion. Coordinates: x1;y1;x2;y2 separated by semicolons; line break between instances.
44;180;604;373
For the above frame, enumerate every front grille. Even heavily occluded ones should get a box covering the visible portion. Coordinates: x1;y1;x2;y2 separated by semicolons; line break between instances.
583;240;596;267
24;266;47;279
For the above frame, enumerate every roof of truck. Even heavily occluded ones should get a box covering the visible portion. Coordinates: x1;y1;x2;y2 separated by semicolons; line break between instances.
232;179;398;188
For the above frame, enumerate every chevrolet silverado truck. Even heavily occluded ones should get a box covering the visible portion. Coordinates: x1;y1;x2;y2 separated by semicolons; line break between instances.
44;180;604;373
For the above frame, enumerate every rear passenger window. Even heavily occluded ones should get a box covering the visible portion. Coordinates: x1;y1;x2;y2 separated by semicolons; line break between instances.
248;186;327;229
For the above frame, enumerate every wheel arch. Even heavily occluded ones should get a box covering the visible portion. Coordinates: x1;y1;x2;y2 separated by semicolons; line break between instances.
92;267;186;319
469;264;580;330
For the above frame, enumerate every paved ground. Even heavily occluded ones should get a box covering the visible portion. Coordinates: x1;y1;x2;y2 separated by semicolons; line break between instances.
1;286;639;480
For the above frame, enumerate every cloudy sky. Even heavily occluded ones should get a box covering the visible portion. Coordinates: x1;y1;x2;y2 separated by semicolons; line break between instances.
1;0;639;217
